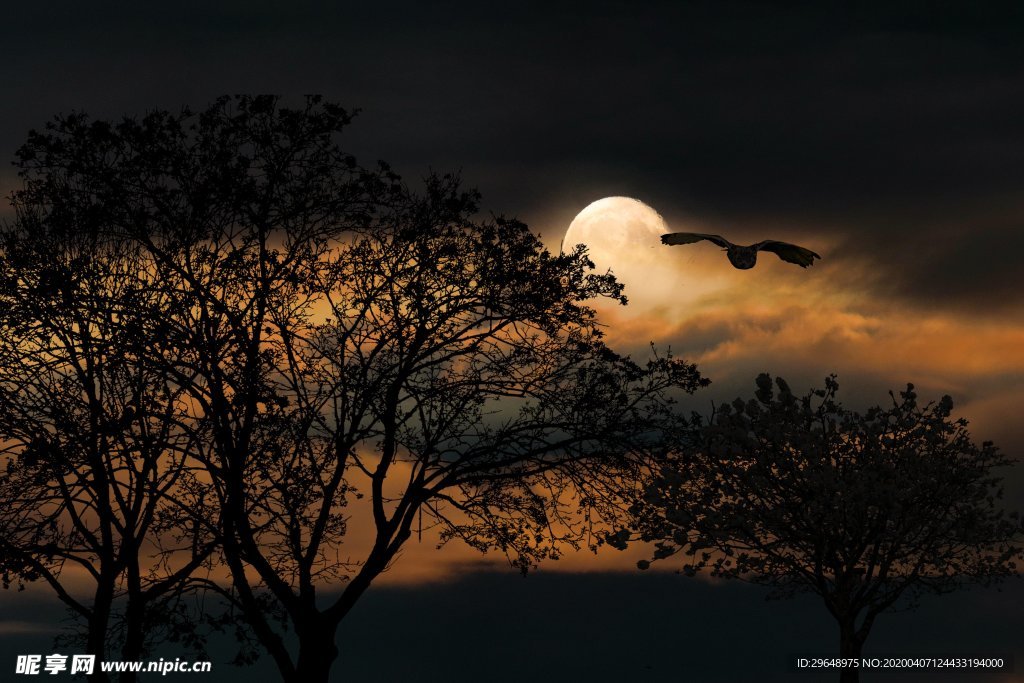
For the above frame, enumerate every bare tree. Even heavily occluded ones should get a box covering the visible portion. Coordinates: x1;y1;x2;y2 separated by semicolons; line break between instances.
626;374;1023;683
8;96;708;683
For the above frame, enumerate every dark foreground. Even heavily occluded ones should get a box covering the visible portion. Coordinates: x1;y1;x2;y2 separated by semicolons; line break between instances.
2;568;1020;682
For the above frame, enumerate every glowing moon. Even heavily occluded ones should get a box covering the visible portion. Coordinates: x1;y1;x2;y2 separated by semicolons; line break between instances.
562;196;673;310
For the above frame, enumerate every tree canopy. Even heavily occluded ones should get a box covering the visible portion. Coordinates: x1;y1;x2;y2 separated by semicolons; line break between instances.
627;374;1022;683
1;95;707;683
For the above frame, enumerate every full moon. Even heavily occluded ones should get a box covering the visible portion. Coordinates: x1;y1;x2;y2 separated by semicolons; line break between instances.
562;196;674;311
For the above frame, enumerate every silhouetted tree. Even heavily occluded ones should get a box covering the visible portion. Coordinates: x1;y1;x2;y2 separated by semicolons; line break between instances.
8;95;708;683
627;375;1022;683
0;216;213;682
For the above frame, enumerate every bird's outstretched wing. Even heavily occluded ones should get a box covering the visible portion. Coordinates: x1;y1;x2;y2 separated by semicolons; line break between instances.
755;240;821;267
661;232;732;248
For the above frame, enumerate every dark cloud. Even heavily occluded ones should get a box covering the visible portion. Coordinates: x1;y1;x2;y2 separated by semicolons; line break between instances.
4;2;1023;312
853;215;1024;311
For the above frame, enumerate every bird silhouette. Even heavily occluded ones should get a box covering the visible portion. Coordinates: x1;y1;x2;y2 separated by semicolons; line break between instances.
660;233;820;269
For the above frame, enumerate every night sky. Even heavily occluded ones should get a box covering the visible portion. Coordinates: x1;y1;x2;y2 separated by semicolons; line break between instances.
3;2;1024;681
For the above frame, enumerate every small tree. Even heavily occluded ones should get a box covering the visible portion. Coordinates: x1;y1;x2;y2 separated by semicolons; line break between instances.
9;96;709;683
629;375;1023;683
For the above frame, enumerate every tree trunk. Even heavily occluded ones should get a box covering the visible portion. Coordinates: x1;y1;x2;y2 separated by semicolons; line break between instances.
86;577;114;683
838;618;863;683
289;616;340;683
118;595;146;683
113;550;145;683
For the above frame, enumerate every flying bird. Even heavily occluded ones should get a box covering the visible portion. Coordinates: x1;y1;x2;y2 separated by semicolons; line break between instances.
660;233;820;269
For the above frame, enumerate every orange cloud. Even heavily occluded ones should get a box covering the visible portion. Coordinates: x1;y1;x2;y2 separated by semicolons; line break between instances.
585;250;1024;488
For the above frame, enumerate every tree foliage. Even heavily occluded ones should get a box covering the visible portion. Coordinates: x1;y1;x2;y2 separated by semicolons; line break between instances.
629;374;1022;681
0;201;212;681
1;95;707;683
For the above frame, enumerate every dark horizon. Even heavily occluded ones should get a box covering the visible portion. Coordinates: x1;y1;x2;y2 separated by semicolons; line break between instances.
2;568;1021;682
